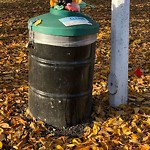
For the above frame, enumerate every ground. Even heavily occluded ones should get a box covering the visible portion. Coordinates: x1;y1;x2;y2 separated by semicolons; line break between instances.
0;0;150;149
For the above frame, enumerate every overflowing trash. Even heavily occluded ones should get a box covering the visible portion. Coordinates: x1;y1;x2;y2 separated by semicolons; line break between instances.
50;0;82;12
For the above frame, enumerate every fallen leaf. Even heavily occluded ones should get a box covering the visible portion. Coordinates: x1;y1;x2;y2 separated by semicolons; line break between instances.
135;67;142;77
66;144;75;148
101;141;109;150
91;145;101;150
0;134;5;142
78;146;91;150
0;128;3;134
93;122;100;135
13;146;18;149
0;141;2;149
29;122;36;130
0;0;149;149
112;139;122;145
142;136;149;142
140;144;150;150
129;134;139;143
105;127;114;133
56;145;64;150
38;146;46;150
122;126;132;135
133;107;140;113
0;123;10;129
72;138;81;144
34;19;42;26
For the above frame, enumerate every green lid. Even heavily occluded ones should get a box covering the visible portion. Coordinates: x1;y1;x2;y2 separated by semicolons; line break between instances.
28;8;99;36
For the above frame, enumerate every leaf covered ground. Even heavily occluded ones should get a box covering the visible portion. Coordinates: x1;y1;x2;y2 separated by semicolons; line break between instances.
0;0;150;149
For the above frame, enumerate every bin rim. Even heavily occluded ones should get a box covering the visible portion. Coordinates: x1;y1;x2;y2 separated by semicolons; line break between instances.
28;9;99;36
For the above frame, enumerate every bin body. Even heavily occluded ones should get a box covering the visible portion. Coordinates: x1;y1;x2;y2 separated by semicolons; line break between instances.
28;9;99;128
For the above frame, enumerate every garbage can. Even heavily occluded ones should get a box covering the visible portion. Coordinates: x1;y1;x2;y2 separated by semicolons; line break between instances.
28;8;99;128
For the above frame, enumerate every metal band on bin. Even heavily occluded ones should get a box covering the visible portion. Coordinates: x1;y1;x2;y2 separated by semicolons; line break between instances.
30;31;97;47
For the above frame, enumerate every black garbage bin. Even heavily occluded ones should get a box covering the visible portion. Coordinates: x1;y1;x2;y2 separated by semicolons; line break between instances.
28;8;99;128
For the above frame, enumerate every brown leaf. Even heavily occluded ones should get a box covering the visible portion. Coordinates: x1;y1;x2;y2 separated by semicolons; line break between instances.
101;141;109;150
0;134;5;142
133;107;140;113
0;123;10;129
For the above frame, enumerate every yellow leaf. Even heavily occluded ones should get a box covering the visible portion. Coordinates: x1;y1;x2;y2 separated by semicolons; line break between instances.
113;121;122;126
0;123;10;128
143;136;149;142
84;126;91;133
105;127;114;133
104;119;112;126
118;117;123;122
133;115;139;120
29;122;35;130
34;19;42;26
129;134;139;143
129;138;139;143
13;146;18;149
38;146;46;150
37;120;45;125
56;145;64;150
131;121;137;127
131;133;138;139
140;144;150;150
123;145;129;150
16;57;23;64
21;133;28;139
50;0;56;7
73;0;82;4
87;133;94;139
112;139;121;145
93;122;100;135
144;118;150;125
122;126;132;135
136;127;142;133
72;138;81;144
0;141;3;149
84;126;91;138
114;128;121;135
66;144;75;148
